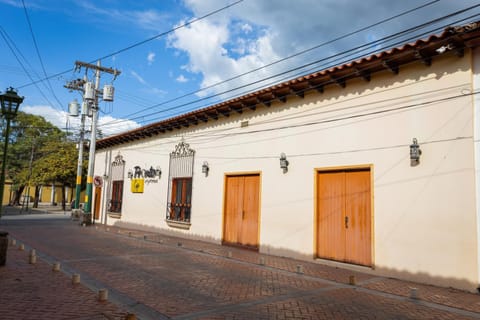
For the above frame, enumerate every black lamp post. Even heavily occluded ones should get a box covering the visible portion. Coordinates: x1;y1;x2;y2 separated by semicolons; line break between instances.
0;88;23;218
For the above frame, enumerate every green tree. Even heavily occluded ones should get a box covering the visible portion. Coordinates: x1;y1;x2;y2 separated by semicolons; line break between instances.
32;139;80;210
0;112;80;209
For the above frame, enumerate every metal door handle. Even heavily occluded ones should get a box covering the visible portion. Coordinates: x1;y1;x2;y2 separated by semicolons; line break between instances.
345;216;349;229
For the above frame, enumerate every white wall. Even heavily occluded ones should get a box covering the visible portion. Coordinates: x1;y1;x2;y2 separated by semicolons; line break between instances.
95;51;479;291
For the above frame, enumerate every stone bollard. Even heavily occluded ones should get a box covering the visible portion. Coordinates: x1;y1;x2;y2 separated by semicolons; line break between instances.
10;239;16;246
410;287;419;300
98;288;108;301
18;244;25;251
227;251;232;258
125;313;137;320
259;257;265;265
52;262;61;272
296;264;304;274
72;273;80;284
349;275;356;285
28;250;36;264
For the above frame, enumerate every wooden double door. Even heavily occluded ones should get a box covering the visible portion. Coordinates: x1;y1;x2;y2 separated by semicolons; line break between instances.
316;168;372;266
223;174;260;249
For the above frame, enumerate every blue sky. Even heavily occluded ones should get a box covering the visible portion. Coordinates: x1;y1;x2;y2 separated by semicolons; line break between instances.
1;0;480;137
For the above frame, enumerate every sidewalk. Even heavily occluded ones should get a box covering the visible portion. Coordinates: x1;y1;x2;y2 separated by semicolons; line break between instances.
0;240;130;319
1;215;480;319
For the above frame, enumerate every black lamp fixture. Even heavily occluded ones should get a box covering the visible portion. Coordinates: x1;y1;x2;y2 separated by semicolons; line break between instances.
280;153;289;173
202;161;209;177
410;138;422;166
0;87;23;218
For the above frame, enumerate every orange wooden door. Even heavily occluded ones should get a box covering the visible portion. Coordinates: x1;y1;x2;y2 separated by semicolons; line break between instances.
223;174;260;249
316;169;371;266
345;170;371;266
317;171;346;262
94;187;102;220
240;175;260;247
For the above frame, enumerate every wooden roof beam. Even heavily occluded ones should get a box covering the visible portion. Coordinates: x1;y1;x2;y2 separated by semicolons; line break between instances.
382;60;399;74
231;105;243;114
218;108;230;117
330;75;346;88
308;81;324;93
354;68;371;82
414;50;432;66
290;87;304;98
256;97;271;108
273;92;287;103
206;110;219;120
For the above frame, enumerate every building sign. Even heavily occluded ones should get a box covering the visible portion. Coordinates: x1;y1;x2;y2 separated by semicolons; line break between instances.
131;179;144;193
128;165;161;193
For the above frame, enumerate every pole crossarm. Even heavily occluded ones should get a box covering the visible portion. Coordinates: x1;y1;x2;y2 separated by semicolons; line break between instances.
74;61;121;77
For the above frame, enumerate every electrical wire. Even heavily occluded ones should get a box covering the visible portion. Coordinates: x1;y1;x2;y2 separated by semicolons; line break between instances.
21;0;64;111
98;10;480;130
106;0;443;122
16;0;244;89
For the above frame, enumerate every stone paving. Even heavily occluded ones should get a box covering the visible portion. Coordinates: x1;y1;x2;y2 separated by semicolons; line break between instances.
1;211;480;319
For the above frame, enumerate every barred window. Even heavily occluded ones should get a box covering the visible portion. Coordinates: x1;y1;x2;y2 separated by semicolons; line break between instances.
109;153;125;215
166;140;194;222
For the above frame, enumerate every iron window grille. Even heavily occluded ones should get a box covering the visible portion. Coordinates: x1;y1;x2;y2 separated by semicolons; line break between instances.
166;140;195;222
108;153;125;214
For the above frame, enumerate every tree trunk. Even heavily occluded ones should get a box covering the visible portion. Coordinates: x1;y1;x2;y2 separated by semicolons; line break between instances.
11;185;25;206
61;183;66;211
33;186;40;208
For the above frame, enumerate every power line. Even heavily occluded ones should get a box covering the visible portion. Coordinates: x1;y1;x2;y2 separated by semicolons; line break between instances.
99;9;480;130
0;27;58;109
106;0;443;123
17;0;244;89
21;0;64;111
117;87;475;154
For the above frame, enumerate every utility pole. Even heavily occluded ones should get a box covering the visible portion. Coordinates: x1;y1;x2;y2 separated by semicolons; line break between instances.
65;77;86;210
68;60;120;224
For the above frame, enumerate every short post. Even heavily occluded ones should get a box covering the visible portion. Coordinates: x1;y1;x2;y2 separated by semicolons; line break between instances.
349;275;356;285
296;264;304;274
28;249;36;264
72;273;81;284
410;287;418;300
259;257;265;265
18;243;24;251
98;288;108;301
52;262;61;272
227;251;232;258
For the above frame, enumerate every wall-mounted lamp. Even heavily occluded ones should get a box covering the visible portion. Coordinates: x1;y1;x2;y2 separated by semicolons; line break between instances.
202;161;209;177
127;169;133;179
280;153;289;173
410;138;422;166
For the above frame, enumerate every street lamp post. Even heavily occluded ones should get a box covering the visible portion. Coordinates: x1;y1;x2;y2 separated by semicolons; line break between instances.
0;87;23;219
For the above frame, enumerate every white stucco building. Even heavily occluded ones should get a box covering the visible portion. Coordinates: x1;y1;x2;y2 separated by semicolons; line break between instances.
93;22;480;292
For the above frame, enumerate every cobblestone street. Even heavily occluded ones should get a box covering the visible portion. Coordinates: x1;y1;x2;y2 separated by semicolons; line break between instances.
1;212;480;319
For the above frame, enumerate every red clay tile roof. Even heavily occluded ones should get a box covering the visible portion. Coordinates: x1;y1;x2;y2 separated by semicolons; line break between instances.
97;21;480;150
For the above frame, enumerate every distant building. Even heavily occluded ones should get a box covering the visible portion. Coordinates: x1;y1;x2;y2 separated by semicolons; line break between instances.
94;21;480;292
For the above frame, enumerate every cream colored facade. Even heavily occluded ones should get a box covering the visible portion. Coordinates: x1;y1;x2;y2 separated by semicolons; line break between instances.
94;32;480;291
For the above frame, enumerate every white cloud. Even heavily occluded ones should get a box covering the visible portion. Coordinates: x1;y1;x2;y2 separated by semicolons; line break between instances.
147;52;155;65
240;23;252;34
168;18;280;98
21;105;140;137
176;74;188;83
